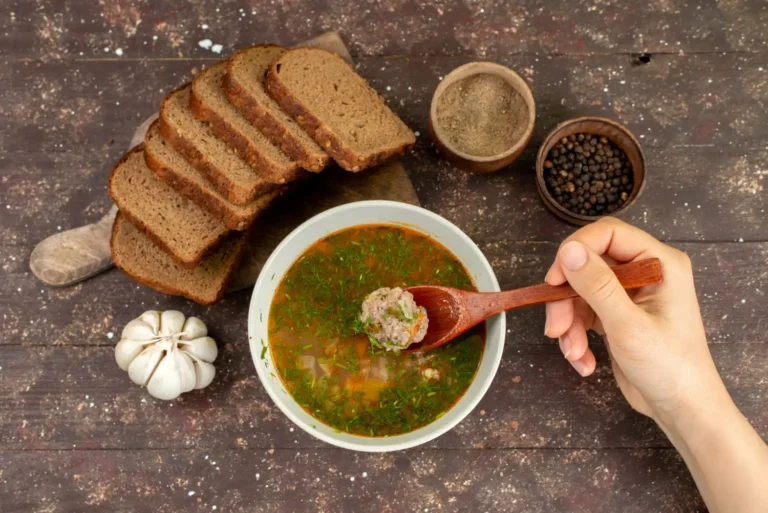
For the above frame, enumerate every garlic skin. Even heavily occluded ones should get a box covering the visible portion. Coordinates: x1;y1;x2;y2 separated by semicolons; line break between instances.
115;310;218;400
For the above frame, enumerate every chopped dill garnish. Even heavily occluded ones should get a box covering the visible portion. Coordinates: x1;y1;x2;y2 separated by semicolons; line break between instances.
265;225;483;437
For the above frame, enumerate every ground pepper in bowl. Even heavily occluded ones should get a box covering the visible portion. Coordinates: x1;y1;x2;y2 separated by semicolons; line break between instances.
435;73;530;157
543;134;633;216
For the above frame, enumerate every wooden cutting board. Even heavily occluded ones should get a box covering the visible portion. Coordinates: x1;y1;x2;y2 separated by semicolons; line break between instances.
29;31;420;293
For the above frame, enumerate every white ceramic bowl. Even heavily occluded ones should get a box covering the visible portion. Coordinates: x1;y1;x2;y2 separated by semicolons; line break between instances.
248;200;505;452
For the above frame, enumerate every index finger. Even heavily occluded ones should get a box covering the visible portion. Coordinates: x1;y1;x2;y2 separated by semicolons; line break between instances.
545;217;673;286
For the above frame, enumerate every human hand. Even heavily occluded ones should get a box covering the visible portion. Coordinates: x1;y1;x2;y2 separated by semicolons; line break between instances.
543;217;728;424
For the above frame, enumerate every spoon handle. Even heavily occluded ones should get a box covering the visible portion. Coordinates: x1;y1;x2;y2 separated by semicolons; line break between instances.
474;258;662;319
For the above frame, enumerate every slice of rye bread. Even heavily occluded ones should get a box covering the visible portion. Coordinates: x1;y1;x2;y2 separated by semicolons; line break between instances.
111;213;245;305
144;121;284;231
225;44;330;172
265;47;416;172
190;61;306;185
108;146;230;268
159;85;280;206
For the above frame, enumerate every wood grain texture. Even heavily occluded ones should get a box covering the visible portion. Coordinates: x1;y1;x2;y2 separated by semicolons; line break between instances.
25;31;374;287
3;242;766;347
28;204;117;286
0;448;704;513
26;115;156;286
6;53;767;152
408;259;662;351
0;343;764;451
1;0;765;60
2;1;767;511
3;53;766;246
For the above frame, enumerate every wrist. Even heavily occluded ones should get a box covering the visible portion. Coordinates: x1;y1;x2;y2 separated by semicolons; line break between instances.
654;377;739;448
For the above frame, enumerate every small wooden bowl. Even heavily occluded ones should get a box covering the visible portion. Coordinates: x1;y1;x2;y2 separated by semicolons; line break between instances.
535;117;646;226
428;62;536;174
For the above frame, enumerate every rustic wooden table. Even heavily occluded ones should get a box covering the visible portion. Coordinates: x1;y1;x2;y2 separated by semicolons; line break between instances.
2;1;766;512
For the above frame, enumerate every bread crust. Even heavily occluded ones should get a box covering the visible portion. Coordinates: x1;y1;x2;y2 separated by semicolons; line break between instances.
190;63;306;184
224;44;330;172
159;84;280;206
264;47;415;172
107;145;230;268
144;121;284;231
111;213;246;305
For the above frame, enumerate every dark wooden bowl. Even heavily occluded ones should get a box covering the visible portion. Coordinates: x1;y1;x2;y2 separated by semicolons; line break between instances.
535;117;646;226
429;62;536;174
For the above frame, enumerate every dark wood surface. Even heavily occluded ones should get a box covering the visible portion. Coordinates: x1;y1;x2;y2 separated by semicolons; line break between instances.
1;1;766;512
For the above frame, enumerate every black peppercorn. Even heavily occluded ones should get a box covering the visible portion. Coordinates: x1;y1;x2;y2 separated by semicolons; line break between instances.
543;133;634;217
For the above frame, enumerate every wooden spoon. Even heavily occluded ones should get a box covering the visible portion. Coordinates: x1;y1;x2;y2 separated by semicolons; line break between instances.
404;258;662;352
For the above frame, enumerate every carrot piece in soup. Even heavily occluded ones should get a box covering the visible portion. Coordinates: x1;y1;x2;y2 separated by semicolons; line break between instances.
360;379;388;402
354;339;368;359
410;313;426;339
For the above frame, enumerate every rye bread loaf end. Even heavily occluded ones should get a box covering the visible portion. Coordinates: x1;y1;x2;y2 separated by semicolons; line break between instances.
265;47;416;172
108;146;230;268
159;85;279;205
111;213;245;305
190;61;306;185
225;45;330;172
144;121;284;231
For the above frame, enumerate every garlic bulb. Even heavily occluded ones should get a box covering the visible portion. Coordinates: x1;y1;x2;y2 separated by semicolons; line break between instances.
115;310;217;400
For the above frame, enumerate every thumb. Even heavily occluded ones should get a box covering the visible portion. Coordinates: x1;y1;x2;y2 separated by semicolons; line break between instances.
557;240;640;331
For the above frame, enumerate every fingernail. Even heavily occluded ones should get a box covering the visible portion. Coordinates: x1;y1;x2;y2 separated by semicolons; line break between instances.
570;358;589;377
560;335;572;360
544;312;551;336
560;241;588;272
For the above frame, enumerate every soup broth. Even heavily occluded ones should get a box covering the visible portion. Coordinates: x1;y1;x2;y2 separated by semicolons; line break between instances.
268;225;484;437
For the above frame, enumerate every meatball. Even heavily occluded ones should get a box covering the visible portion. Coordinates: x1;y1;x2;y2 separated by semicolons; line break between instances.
359;287;429;351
